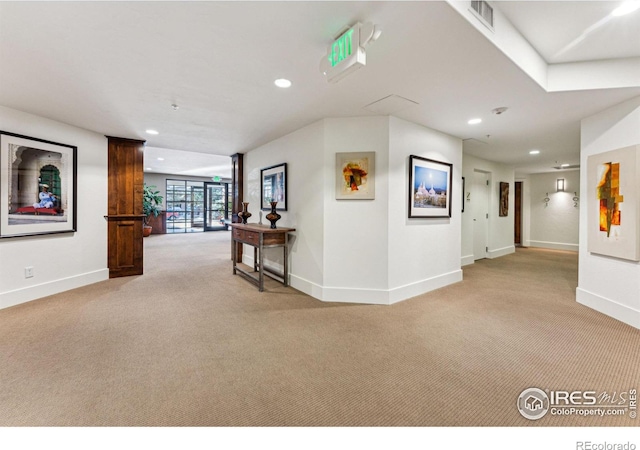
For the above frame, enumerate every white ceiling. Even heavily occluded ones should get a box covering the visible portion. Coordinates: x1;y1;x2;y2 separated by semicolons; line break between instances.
1;1;639;177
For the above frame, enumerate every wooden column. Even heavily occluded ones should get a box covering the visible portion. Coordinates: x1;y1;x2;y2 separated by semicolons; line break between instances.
231;153;244;261
105;136;145;278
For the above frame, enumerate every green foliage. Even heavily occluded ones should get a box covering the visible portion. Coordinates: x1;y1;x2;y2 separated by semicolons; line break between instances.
143;184;163;225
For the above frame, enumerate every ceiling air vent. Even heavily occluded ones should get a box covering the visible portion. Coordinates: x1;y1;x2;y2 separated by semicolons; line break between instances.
470;1;494;31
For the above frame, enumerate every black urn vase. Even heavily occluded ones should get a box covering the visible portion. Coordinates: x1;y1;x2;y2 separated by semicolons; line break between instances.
265;201;281;229
238;202;251;224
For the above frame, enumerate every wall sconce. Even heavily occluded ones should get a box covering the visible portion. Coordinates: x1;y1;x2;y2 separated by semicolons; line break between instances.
573;192;580;208
556;178;565;192
544;193;550;207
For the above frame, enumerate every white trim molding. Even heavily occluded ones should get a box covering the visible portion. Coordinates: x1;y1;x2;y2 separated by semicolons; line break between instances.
577;287;640;330
0;269;109;310
529;240;578;252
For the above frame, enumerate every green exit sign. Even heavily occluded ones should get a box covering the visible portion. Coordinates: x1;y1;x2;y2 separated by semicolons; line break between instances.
329;28;355;67
323;23;366;83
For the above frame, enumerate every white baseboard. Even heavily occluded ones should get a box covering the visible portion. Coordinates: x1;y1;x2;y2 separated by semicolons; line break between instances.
290;270;463;305
529;240;578;252
576;287;640;330
487;245;515;259
0;269;109;310
461;254;475;266
388;269;463;304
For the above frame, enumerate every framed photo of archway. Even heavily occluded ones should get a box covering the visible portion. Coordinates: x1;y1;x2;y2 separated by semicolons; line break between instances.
409;155;453;218
0;131;77;238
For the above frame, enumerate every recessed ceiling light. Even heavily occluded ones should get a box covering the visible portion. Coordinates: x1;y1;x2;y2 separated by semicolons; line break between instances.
274;78;292;88
145;167;152;170
157;157;165;161
529;150;540;155
145;129;159;135
468;118;482;125
612;1;640;16
561;163;570;168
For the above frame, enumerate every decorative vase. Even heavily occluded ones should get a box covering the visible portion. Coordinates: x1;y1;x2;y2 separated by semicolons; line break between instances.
266;201;281;229
238;202;251;224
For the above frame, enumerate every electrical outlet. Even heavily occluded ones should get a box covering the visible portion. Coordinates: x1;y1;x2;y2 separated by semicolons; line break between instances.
24;266;34;278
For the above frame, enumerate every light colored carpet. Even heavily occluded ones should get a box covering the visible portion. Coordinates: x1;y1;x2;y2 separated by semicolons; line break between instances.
0;231;637;426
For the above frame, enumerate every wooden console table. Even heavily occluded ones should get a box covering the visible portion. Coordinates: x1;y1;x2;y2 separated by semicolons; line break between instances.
230;223;296;292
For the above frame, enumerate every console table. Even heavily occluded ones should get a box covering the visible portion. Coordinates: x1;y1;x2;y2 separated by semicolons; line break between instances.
230;223;296;292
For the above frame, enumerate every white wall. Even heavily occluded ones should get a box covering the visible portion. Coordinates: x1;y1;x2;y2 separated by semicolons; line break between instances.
387;116;462;303
577;96;640;329
322;117;391;302
0;105;108;309
244;116;463;305
243;120;326;291
528;170;580;251
461;153;515;265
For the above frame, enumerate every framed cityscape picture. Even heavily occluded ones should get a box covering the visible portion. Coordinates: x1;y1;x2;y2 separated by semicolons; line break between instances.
0;131;77;238
260;162;287;211
409;155;452;218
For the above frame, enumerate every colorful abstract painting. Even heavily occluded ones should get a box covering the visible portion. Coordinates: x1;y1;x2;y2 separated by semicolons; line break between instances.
336;152;375;200
587;145;640;261
596;162;623;237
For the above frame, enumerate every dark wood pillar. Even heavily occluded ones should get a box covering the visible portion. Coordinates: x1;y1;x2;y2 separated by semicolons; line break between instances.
231;153;244;261
105;136;145;278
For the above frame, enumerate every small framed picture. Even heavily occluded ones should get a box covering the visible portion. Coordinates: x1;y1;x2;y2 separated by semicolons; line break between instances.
260;163;287;210
408;155;453;218
336;152;375;200
1;131;77;238
499;182;509;217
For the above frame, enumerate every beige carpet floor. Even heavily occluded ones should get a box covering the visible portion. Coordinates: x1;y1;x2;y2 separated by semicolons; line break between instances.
0;231;638;426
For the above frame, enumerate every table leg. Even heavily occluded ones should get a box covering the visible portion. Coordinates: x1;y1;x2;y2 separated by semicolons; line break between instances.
232;239;237;274
254;246;258;271
258;234;264;292
283;233;289;287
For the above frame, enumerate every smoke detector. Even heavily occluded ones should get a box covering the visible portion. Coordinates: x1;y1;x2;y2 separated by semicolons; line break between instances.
492;107;508;115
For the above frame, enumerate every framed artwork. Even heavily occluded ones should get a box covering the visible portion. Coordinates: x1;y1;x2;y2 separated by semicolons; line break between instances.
462;177;465;213
499;182;509;217
587;145;640;261
1;131;77;238
408;155;453;218
336;152;375;200
260;162;287;211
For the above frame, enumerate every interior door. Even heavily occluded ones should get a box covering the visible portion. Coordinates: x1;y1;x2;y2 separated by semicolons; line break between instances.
204;182;228;231
473;171;489;260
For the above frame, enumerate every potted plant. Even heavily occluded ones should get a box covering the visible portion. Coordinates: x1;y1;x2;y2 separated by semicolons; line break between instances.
143;183;163;237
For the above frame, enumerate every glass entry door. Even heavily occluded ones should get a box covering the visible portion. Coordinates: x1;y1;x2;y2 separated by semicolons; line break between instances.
204;182;229;231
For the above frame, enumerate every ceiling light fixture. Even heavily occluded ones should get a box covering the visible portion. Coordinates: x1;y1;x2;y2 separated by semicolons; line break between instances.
612;1;640;16
157;157;165;161
145;129;159;135
491;106;508;115
171;104;179;111
561;163;570;168
529;150;540;155
468;118;482;125
274;78;292;88
146;167;153;171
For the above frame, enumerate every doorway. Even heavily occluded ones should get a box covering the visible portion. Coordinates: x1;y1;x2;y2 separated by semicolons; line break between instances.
204;182;230;231
473;170;490;260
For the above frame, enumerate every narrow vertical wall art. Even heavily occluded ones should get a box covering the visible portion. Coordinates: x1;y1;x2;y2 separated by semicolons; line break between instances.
587;145;640;261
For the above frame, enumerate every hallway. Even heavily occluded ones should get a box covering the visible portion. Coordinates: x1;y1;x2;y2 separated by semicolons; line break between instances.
0;232;637;426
